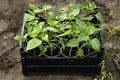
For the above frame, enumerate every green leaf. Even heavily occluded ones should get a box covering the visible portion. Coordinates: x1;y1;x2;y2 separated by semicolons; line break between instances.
60;25;72;30
72;3;82;9
78;33;89;42
48;12;56;20
26;38;42;51
85;2;96;11
41;34;49;42
90;38;100;51
59;41;65;50
59;13;68;21
25;20;40;36
46;27;59;32
42;47;47;54
24;34;29;38
37;22;44;29
30;22;44;37
24;13;36;23
28;10;35;15
76;19;86;28
89;2;96;10
30;27;40;37
30;20;38;26
86;25;97;35
41;5;52;12
60;24;71;30
68;9;79;20
77;48;84;57
14;35;26;42
95;12;104;23
73;26;81;34
25;23;34;35
66;38;79;47
39;44;47;54
29;4;41;14
80;16;93;21
58;29;71;36
47;19;58;26
60;6;68;13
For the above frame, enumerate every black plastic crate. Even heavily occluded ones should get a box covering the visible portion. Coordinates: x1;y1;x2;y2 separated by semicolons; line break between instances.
20;49;104;75
20;12;104;76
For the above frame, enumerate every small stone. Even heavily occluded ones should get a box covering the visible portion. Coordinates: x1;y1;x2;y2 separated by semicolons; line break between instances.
0;20;8;32
109;42;112;48
3;36;7;40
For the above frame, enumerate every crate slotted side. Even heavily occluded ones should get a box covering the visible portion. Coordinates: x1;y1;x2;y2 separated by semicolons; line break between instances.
21;50;103;75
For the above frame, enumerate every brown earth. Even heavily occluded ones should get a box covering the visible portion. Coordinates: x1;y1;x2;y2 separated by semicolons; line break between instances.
0;0;120;80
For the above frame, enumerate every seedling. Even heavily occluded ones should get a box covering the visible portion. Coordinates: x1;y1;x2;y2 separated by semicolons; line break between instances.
107;25;120;38
109;10;116;18
14;2;104;57
94;60;116;80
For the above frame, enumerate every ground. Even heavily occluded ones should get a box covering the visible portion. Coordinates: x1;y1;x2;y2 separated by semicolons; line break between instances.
0;0;120;80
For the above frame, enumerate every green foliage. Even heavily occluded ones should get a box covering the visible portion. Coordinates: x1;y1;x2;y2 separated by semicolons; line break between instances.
76;19;86;28
109;10;116;18
26;38;42;51
77;48;84;57
66;38;79;47
45;27;59;32
48;12;57;20
85;25;99;35
88;2;96;11
78;34;89;41
47;19;58;26
41;34;49;42
24;13;36;23
94;60;116;80
90;38;100;51
80;16;93;21
107;25;120;38
39;44;47;54
14;34;28;42
30;22;44;37
60;6;68;13
28;4;52;16
59;13;68;21
68;9;79;20
41;5;52;13
58;29;71;37
95;12;104;23
29;4;41;14
14;2;104;57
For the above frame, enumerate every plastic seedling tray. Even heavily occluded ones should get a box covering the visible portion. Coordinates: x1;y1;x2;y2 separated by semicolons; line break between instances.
20;13;104;76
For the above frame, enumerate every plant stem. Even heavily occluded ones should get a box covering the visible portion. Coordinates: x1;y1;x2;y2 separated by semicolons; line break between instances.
88;45;90;54
69;47;72;56
50;43;53;55
80;43;86;48
47;42;53;55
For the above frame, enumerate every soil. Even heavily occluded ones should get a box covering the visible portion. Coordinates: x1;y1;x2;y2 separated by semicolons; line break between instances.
0;0;120;80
